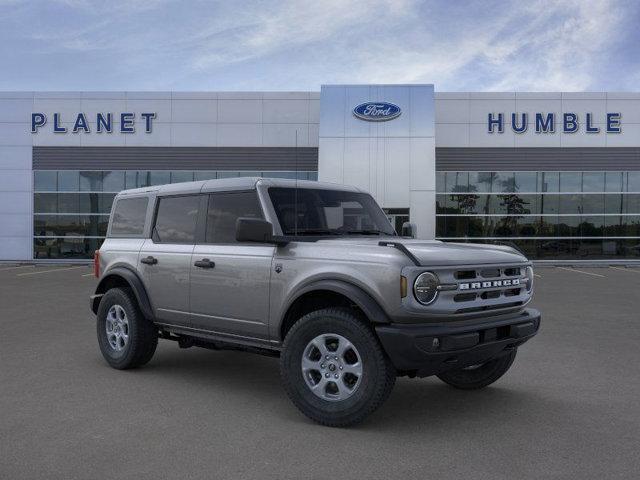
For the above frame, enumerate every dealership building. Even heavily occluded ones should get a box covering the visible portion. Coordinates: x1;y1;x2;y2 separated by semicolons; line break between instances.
1;84;639;262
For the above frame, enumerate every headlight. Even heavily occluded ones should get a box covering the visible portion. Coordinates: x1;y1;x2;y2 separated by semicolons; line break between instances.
414;272;439;305
525;266;534;292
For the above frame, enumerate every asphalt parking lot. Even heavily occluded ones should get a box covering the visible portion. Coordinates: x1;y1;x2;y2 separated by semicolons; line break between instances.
1;264;639;479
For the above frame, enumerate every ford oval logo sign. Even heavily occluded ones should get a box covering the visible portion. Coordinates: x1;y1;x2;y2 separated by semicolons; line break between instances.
353;102;401;122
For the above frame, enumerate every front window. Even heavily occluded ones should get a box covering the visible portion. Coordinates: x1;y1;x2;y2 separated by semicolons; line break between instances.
268;187;395;236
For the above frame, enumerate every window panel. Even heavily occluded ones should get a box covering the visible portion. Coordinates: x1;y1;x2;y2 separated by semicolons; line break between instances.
627;172;640;192
604;216;623;237
57;171;79;192
469;172;493;193
58;193;80;213
558;216;581;237
111;197;149;236
206;191;264;244
514;172;537;192
436;172;445;193
559;172;582;192
170;171;194;183
538;172;559;192
79;171;103;192
493;172;515;192
435;216;447;236
34;171;57;191
34;237;102;260
149;171;170;186
446;172;468;193
540;194;559;214
604;194;623;214
539;216;559;237
194;171;218;181
581;194;604;214
559;194;581;214
580;216;604;236
605;172;623;192
153;195;200;243
103;171;125;192
582;172;605;193
34;193;58;213
623;194;640;214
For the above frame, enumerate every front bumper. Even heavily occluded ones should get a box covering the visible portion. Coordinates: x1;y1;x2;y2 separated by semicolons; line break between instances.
375;308;541;377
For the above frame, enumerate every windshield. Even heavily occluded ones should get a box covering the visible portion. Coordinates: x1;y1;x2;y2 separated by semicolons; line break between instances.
268;187;396;236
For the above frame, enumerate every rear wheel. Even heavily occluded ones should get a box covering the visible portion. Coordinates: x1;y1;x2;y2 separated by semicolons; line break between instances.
280;308;396;427
436;349;517;390
96;287;158;370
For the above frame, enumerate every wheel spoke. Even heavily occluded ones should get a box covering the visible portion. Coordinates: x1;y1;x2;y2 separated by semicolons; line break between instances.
301;356;319;372
311;338;329;357
335;338;353;358
342;362;362;377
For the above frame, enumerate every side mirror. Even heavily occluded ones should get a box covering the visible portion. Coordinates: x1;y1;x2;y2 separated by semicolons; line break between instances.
236;218;275;243
401;222;416;238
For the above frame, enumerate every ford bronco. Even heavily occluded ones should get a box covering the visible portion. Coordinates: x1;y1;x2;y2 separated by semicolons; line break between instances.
91;178;540;426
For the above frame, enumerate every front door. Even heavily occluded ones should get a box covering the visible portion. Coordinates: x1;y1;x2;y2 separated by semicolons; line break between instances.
139;194;201;326
189;191;274;341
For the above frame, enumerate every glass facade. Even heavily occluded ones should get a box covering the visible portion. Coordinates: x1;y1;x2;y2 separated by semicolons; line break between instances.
436;171;640;260
33;170;318;259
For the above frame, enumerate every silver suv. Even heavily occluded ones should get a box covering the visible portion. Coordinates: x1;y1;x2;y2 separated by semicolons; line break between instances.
91;177;540;426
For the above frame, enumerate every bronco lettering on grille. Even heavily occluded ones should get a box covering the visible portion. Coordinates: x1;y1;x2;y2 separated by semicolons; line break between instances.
459;279;520;290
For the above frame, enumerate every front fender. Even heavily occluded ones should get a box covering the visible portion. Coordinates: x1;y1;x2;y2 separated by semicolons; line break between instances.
282;279;391;325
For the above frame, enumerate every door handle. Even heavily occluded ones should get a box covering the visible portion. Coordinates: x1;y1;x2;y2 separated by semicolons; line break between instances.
194;258;215;269
140;256;158;265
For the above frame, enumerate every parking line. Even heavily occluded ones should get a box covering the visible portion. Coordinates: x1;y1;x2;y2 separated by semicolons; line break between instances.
557;266;606;278
534;273;542;278
82;273;95;277
609;266;640;274
17;266;86;277
0;265;34;272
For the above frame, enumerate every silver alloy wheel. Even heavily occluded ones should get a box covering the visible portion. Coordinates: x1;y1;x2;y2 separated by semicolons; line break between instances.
105;304;129;352
301;333;363;401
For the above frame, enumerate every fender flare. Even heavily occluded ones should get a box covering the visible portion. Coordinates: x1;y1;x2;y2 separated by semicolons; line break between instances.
282;279;390;326
92;266;154;320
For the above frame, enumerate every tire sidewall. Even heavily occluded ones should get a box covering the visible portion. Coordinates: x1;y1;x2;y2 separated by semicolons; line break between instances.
96;288;143;369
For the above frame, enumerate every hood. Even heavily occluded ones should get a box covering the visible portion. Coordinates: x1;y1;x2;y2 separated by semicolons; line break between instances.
314;238;528;266
395;239;528;266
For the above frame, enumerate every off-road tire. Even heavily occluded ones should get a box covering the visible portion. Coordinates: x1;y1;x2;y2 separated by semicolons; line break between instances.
436;349;517;390
96;287;158;370
280;307;396;427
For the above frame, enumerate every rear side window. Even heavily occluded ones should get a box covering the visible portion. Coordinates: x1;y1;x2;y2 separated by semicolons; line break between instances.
110;197;148;236
153;195;200;244
206;192;263;243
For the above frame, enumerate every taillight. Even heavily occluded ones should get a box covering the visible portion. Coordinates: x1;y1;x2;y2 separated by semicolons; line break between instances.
94;250;100;278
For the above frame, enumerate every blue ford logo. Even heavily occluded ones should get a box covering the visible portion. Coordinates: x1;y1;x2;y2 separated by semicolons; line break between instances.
353;102;401;122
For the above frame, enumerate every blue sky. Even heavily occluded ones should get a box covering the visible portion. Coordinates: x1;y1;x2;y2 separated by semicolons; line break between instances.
0;0;638;91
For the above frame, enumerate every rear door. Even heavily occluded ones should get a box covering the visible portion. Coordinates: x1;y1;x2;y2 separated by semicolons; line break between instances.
189;191;274;340
139;194;201;326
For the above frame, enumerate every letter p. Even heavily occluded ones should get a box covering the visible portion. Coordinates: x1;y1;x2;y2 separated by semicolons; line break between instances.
31;113;46;133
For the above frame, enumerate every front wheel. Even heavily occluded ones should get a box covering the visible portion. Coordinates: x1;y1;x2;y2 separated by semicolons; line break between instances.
280;308;396;427
436;349;517;390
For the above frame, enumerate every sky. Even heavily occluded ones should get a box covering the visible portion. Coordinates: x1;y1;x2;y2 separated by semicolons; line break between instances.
0;0;638;92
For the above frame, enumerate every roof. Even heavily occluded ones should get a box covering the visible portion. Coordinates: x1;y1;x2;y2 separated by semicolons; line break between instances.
116;177;362;196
